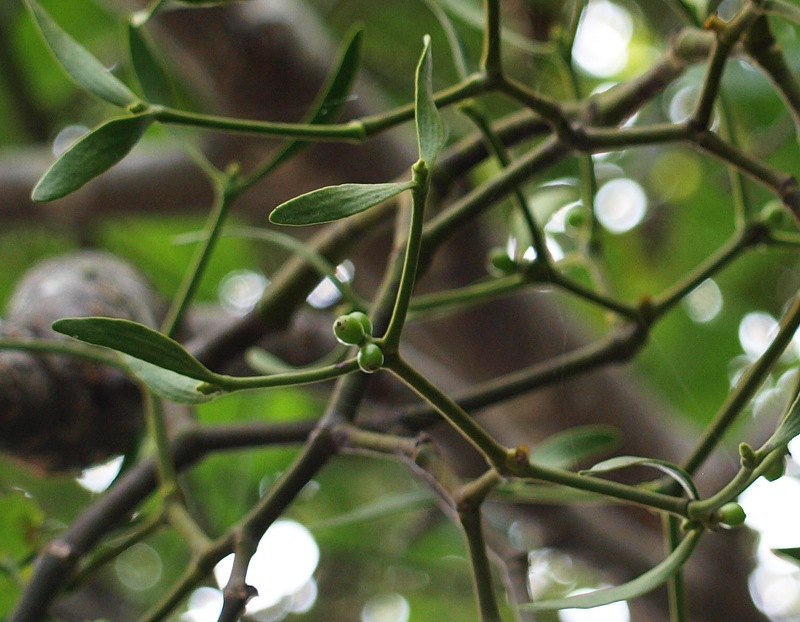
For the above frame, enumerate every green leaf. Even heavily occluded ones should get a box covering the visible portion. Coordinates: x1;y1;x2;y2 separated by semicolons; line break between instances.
773;547;800;566
251;26;364;180
582;455;699;500
127;24;175;105
26;0;140;107
270;181;415;226
52;317;216;382
122;356;220;404
522;528;703;611
32;115;153;202
415;35;445;165
531;425;621;469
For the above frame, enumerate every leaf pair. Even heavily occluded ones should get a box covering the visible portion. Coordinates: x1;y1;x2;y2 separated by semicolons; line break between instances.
27;0;153;202
52;318;219;404
29;0;366;204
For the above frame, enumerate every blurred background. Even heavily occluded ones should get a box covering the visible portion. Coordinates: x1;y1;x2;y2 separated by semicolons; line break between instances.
3;0;800;620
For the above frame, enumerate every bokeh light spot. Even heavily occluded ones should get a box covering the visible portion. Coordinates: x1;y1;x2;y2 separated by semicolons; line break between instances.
115;542;162;591
683;279;723;323
214;520;319;613
572;1;633;77
219;270;268;316
594;178;647;233
307;260;355;309
738;312;778;358
77;455;124;493
360;592;410;622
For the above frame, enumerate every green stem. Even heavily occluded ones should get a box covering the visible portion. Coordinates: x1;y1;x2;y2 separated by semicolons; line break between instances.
519;460;689;516
692;5;760;130
583;123;692;149
652;223;761;316
423;135;571;249
143;392;178;494
717;94;751;227
745;13;800;136
165;501;212;551
382;161;430;352
387;355;510;469
458;476;503;621
155;106;367;142
683;291;800;474
162;179;237;337
411;274;526;316
497;75;573;135
552;272;640;319
208;358;359;393
664;515;688;622
400;322;646;423
480;0;502;79
459;100;550;263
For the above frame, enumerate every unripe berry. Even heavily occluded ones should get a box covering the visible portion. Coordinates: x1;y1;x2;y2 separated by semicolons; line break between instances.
487;247;517;276
357;343;384;373
349;311;373;337
716;502;746;528
333;314;365;345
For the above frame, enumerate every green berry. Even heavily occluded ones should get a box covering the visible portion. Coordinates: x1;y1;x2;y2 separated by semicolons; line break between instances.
716;502;746;528
349;311;373;337
358;343;384;373
333;314;365;345
487;248;517;276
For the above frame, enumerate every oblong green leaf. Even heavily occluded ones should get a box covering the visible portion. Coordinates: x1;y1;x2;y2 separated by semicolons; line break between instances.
123;356;219;404
415;35;445;165
26;0;140;107
52;317;215;382
259;26;363;176
581;455;699;500
522;528;703;611
531;425;621;469
270;181;415;226
32;115;152;202
311;26;363;125
127;24;175;105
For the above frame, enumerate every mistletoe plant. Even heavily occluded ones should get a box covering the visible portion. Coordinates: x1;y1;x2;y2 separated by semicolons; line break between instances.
8;0;800;620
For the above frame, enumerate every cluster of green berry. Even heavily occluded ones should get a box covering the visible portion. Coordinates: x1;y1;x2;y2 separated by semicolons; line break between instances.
333;311;384;373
